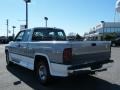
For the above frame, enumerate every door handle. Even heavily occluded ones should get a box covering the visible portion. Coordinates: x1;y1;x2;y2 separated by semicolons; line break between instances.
91;43;96;46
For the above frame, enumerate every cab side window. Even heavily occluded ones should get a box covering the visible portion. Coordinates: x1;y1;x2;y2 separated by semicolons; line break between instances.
32;30;44;41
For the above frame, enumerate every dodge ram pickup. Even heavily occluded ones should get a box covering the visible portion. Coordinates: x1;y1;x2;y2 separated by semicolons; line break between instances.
5;27;113;84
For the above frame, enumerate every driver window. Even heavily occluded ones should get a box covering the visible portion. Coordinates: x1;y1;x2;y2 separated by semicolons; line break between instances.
15;31;25;41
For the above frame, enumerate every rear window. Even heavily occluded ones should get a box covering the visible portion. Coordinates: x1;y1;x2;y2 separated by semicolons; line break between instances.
32;28;66;41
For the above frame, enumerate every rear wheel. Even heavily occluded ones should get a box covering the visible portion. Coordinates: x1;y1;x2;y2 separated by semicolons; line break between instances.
36;61;51;85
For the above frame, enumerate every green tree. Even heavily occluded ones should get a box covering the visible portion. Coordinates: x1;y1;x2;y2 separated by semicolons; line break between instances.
76;33;83;41
104;33;117;41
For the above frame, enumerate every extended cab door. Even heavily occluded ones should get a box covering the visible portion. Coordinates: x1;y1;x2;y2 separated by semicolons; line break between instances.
18;30;33;69
11;30;33;69
19;30;30;57
10;31;26;63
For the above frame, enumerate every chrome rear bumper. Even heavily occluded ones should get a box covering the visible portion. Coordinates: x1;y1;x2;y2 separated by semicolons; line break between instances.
68;60;113;75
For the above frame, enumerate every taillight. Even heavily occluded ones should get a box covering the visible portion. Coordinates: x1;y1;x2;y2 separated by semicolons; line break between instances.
63;48;72;63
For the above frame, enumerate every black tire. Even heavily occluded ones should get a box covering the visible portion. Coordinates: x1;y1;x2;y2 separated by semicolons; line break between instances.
36;61;51;85
111;43;116;47
6;51;13;66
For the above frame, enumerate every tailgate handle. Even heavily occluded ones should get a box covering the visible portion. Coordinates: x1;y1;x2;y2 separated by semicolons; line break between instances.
91;43;96;46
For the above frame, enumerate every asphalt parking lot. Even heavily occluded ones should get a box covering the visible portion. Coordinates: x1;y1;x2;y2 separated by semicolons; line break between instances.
0;44;120;90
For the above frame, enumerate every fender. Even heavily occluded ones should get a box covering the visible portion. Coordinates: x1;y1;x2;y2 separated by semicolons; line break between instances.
34;53;53;75
34;53;70;77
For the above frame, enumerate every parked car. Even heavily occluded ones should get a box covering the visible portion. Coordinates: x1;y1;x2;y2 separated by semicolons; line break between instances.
5;27;113;85
0;36;8;44
111;37;120;47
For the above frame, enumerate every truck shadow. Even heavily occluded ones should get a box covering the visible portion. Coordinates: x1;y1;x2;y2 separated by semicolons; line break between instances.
7;64;120;90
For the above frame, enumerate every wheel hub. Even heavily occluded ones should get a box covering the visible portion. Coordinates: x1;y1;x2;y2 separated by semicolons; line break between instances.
39;65;47;81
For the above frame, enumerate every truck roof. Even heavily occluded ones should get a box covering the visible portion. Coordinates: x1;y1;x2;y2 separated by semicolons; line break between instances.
27;27;64;31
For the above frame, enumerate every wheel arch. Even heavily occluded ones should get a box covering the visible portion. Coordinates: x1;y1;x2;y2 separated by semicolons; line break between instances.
5;49;9;54
34;53;51;75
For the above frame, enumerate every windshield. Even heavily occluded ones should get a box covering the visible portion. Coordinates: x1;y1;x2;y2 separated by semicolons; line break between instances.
32;29;66;41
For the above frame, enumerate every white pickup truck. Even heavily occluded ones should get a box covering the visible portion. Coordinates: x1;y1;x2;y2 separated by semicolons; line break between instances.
5;27;113;84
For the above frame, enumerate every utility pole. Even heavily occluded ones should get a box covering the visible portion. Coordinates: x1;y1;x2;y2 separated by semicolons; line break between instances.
26;2;28;29
12;26;16;39
44;17;48;27
101;21;105;40
24;0;31;29
6;19;9;39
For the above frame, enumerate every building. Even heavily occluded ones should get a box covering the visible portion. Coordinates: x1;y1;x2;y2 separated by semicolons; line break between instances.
84;21;120;40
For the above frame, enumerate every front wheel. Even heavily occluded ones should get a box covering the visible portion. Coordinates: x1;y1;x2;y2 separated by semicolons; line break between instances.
36;61;51;85
6;52;12;66
111;43;116;47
